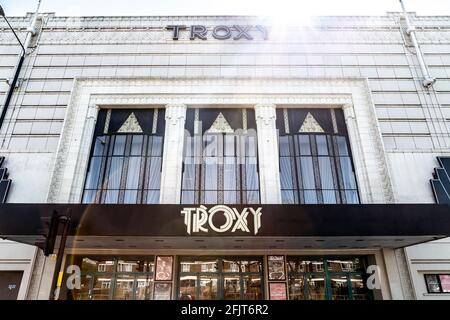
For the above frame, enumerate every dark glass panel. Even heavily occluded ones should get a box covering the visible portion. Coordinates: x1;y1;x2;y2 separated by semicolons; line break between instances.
81;257;115;273
340;156;357;189
243;275;262;300
223;276;241;300
125;157;141;190
425;274;441;293
113;274;134;300
199;276;218;300
82;190;97;203
147;157;162;189
303;190;318;204
336;136;349;156
288;276;306;300
92;137;106;156
84;157;102;190
306;274;326;300
327;258;364;272
298;135;311;155
73;275;92;300
351;275;369;300
299;157;315;189
318;157;335;189
287;258;324;273
181;191;195;204
146;190;160;204
180;258;218;273
135;276;153;300
316;135;329;155
91;275;112;300
330;275;350;300
113;135;126;156
130;135;143;156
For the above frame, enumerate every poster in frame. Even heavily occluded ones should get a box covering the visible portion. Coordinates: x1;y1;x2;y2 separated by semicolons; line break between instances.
267;255;286;281
153;282;172;300
439;275;450;293
155;256;173;281
269;282;288;300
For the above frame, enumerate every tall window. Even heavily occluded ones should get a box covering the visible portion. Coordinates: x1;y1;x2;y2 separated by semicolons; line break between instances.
82;109;165;204
181;108;260;204
277;108;359;204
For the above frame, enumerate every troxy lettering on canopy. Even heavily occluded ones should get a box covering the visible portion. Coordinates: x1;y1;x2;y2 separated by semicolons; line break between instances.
181;205;262;235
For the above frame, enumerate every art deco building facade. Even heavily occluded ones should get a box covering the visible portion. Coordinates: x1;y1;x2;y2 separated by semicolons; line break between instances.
0;11;450;300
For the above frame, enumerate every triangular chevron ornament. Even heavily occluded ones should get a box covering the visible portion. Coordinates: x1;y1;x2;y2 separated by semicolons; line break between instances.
118;112;143;133
299;112;324;133
206;112;234;133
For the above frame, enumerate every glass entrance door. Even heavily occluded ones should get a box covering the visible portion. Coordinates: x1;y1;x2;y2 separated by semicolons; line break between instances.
178;257;263;300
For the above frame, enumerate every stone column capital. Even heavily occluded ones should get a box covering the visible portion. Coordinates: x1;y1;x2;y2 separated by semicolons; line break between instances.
165;104;187;122
342;103;356;119
254;104;277;122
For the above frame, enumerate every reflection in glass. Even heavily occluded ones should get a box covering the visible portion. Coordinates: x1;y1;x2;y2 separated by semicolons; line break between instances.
180;259;218;273
179;276;197;300
73;275;92;300
71;256;155;300
279;129;359;205
330;275;349;300
113;274;134;300
92;276;112;300
224;276;241;300
327;258;362;272
243;276;262;300
288;276;305;300
153;283;171;300
425;274;441;293
135;276;152;300
306;275;326;300
199;276;218;300
181;111;260;205
82;258;115;273
287;259;324;273
83;134;163;204
351;275;369;300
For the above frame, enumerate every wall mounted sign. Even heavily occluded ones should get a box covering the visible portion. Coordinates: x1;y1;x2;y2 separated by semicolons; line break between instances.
181;205;262;235
267;256;286;281
269;282;287;300
155;256;173;281
430;157;450;205
166;25;268;40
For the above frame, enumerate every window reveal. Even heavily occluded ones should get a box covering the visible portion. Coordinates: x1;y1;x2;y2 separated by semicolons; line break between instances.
277;108;359;204
82;109;165;204
181;108;260;205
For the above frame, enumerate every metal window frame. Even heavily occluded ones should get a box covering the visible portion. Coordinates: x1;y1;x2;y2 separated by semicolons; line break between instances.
286;256;372;300
177;256;265;300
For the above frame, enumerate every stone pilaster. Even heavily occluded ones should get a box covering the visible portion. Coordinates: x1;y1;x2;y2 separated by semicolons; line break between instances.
254;104;281;204
159;104;187;204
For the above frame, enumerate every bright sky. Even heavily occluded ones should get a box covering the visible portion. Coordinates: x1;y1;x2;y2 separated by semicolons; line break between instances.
1;0;449;17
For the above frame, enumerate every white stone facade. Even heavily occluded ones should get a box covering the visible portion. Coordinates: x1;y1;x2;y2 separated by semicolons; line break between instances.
0;13;449;299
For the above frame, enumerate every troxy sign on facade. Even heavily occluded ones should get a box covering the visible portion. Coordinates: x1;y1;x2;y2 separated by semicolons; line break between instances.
166;25;269;40
181;205;262;235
